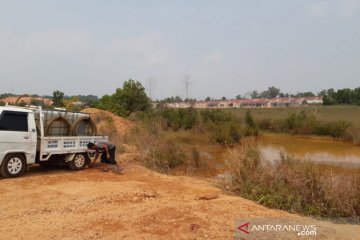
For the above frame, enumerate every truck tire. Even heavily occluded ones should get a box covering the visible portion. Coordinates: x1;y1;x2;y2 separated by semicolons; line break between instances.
0;153;26;178
68;153;88;171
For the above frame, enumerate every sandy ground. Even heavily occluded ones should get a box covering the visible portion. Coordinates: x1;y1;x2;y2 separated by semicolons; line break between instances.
0;154;359;240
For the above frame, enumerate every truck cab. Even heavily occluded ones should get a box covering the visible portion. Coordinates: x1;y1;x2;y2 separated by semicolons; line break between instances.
0;106;37;177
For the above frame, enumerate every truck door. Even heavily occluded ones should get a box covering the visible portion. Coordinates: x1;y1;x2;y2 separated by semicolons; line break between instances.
0;111;32;164
27;112;37;163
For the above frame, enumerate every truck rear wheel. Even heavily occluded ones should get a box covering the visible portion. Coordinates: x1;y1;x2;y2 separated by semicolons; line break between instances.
68;153;88;171
1;153;26;178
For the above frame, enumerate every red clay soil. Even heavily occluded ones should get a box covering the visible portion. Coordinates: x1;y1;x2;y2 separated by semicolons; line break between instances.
0;157;358;240
0;96;53;105
82;108;134;137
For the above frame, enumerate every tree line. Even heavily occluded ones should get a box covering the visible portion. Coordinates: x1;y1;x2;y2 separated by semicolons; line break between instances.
2;83;360;112
322;88;360;105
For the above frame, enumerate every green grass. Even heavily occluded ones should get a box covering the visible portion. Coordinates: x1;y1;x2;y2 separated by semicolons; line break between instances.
226;106;360;127
224;106;360;143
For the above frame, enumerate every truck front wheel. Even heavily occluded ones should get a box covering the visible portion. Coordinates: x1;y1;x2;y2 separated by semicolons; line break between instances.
1;153;26;178
68;153;87;171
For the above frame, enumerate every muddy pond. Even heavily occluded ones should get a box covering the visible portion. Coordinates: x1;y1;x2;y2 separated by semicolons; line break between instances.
258;134;360;168
173;132;360;177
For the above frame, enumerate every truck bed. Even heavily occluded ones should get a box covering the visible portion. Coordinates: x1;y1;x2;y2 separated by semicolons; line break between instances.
39;136;108;160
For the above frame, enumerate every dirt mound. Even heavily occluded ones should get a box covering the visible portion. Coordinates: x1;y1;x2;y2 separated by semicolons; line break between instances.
0;96;52;105
82;108;134;136
0;160;358;240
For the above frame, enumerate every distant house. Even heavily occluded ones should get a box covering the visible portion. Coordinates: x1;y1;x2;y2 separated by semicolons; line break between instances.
164;96;323;109
229;98;269;108
194;101;209;108
166;102;192;108
303;97;323;105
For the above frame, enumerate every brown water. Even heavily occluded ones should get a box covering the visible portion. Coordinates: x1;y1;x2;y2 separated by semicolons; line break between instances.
257;134;360;168
169;131;360;177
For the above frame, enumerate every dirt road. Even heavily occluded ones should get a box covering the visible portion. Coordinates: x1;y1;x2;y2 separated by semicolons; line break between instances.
0;154;359;240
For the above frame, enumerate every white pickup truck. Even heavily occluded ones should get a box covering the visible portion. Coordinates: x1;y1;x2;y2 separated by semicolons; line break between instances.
0;105;107;178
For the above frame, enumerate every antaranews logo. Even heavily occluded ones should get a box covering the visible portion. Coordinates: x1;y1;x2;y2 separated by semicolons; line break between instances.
237;222;250;234
235;218;319;239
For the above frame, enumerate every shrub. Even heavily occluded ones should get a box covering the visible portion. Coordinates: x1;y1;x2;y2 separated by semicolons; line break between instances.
160;108;198;131
200;109;234;123
224;141;261;182
285;111;318;134
207;121;243;145
124;119;186;173
224;142;360;219
244;110;259;136
200;110;246;144
145;139;185;172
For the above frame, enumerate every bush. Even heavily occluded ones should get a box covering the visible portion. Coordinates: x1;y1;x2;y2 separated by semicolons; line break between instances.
206;121;243;145
285;111;318;134
257;110;352;140
145;139;185;172
200;109;234;123
124;119;186;173
160;108;198;130
314;121;351;138
244;110;259;136
224;142;360;219
200;110;246;144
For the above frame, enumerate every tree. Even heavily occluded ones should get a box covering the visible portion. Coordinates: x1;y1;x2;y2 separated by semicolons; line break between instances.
266;86;280;99
318;90;327;97
336;88;352;104
323;95;338;105
174;96;183;102
250;90;259;99
98;79;150;116
96;94;115;111
353;87;360;105
236;94;242;100
295;91;315;97
64;96;83;112
205;97;211;101
52;90;64;107
327;88;335;96
259;86;280;99
221;96;227;100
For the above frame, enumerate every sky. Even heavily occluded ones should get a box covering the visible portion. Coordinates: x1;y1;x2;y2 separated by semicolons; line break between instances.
0;0;359;100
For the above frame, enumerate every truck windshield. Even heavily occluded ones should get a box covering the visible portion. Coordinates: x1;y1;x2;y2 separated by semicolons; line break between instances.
0;111;28;132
